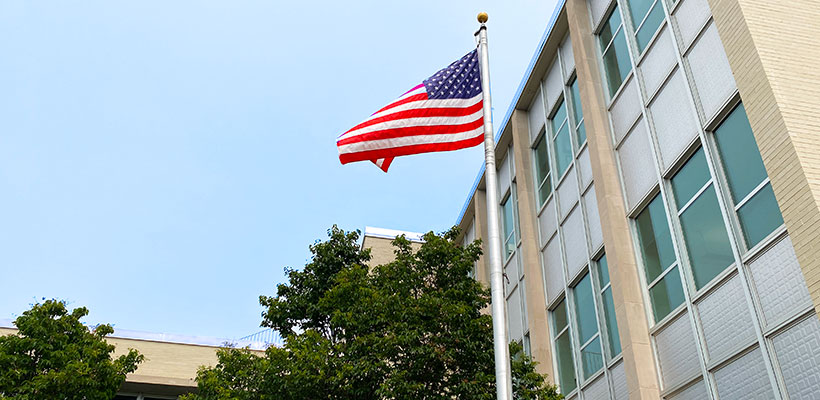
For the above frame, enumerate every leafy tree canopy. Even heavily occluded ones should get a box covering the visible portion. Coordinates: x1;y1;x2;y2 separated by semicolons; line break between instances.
184;226;561;400
0;299;144;400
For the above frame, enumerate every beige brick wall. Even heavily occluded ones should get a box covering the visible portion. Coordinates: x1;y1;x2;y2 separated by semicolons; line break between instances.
362;234;422;268
707;0;820;319
0;327;258;389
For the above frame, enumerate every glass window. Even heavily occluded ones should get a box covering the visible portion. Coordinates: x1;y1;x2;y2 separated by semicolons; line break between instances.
523;333;532;357
580;336;604;379
737;183;783;246
534;130;553;206
573;275;598;344
672;149;735;289
635;195;676;282
670;149;711;209
678;186;735;289
627;0;654;24
551;100;573;176
501;193;516;259
714;104;767;204
630;0;664;52
568;79;586;147
596;255;622;357
573;274;603;379
635;194;684;321
648;267;685;321
552;299;577;394
599;7;632;97
713;103;784;248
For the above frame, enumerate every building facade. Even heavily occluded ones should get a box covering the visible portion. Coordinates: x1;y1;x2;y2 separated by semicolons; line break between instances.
456;0;820;399
0;324;271;399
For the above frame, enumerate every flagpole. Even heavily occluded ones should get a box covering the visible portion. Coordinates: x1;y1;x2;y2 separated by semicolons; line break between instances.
476;12;512;400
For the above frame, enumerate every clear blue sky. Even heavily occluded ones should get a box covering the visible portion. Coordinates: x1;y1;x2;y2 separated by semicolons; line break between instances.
0;0;558;339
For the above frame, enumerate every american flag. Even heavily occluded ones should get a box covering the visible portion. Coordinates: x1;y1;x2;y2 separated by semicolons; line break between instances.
337;49;485;172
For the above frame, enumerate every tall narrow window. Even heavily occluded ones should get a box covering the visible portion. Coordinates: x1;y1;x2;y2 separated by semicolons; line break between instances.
635;194;685;321
533;129;553;207
568;79;586;148
713;103;784;248
501;188;518;259
572;274;604;380
671;148;735;289
599;6;632;97
596;254;622;358
523;332;532;358
627;0;664;52
550;100;572;177
552;299;577;394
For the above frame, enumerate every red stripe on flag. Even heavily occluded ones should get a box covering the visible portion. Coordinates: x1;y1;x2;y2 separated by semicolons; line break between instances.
371;93;428;115
370;157;394;172
339;135;485;165
337;117;484;146
343;101;484;134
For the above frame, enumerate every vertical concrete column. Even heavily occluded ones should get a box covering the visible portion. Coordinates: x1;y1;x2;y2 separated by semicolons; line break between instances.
565;1;661;399
473;188;491;287
510;110;556;380
706;0;820;320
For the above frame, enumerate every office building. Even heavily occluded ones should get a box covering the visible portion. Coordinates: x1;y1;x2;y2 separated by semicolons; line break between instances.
456;0;820;398
0;323;273;399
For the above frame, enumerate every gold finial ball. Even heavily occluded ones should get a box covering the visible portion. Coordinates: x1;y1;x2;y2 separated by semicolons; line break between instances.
477;12;488;23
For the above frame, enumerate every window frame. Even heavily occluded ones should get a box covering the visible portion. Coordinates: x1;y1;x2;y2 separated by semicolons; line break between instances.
593;253;622;362
567;76;586;153
628;0;665;53
549;97;573;180
597;5;632;99
550;298;578;395
532;127;554;209
633;193;687;324
570;272;605;382
707;102;785;253
500;189;517;262
669;147;737;291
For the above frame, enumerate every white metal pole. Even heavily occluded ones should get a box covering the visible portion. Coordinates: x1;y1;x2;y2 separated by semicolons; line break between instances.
476;12;512;400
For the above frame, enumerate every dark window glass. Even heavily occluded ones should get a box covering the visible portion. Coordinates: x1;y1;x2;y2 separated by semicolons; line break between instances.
737;183;783;247
679;186;735;289
502;195;515;258
553;299;568;330
670;148;711;209
601;288;621;356
635;1;664;52
597;254;610;288
713;103;784;247
602;30;631;96
580;336;604;379
713;104;768;204
573;274;598;344
649;267;685;321
597;255;621;357
553;123;573;176
627;0;654;25
534;133;552;206
569;79;586;146
599;7;623;47
635;195;676;282
555;331;577;394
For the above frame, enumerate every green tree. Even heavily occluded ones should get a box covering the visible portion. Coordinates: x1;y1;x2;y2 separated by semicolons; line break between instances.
184;226;561;400
0;300;144;400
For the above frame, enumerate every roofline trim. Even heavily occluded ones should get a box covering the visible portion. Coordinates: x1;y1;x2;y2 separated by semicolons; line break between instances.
456;0;567;226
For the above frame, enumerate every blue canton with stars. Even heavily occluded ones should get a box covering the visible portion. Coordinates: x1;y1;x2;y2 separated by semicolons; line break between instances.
422;49;482;100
